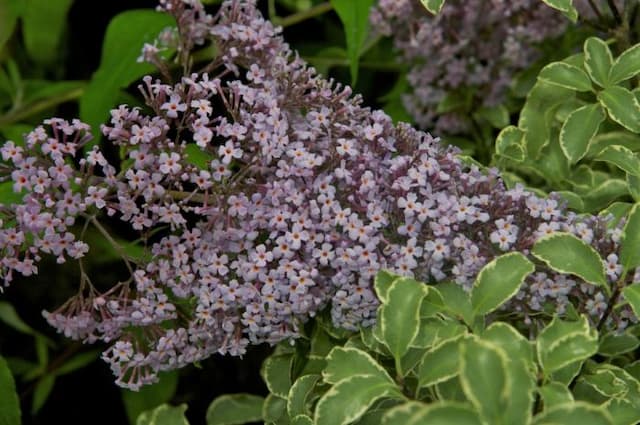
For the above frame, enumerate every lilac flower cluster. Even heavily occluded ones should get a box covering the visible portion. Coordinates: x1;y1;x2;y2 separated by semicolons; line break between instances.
369;0;569;134
0;0;636;390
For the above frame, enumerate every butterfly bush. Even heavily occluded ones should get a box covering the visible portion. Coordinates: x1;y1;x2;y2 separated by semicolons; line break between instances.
0;0;636;390
369;0;572;134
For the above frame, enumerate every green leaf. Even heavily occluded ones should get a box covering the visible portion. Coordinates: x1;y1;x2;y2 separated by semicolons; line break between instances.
408;402;483;425
122;371;179;425
537;316;599;374
31;374;55;415
538;382;574;410
206;394;264;425
262;395;287;425
519;81;574;158
594;145;640;176
609;42;640;84
54;350;100;376
436;90;472;113
184;145;214;170
419;0;446;14
0;301;36;335
0;0;22;52
434;282;474;326
260;354;293;398
374;270;395;303
471;252;534;315
80;10;175;135
381;402;423;425
136;404;189;425
587;131;640;158
481;322;533;365
582;178;628;212
628;173;640;202
598;86;640;133
291;415;313;425
379;277;429;365
622;283;640;319
620;203;640;272
555;191;585;212
584;37;613;87
598;331;640;356
418;335;465;387
495;125;526;162
323;347;392;385
287;375;320;418
532;402;613;425
459;338;510;424
314;375;401;425
531;232;607;287
559;103;605;164
0;355;21;425
538;62;593;91
21;0;73;64
541;0;578;22
474;104;510;128
329;0;374;85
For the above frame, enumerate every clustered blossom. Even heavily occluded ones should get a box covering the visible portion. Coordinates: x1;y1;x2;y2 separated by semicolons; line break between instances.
369;0;570;134
0;0;637;390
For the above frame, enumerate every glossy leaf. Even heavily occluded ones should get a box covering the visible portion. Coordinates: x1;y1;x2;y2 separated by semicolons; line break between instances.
287;375;320;418
598;332;640;356
594;145;640;176
541;0;578;21
531;232;607;287
481;322;533;365
374;270;395;303
379;277;429;363
206;394;264;425
123;371;179;425
620;203;640;272
622;284;640;319
519;81;574;158
408;402;483;425
184;145;214;170
323;347;392;385
0;355;20;425
80;10;175;134
260;354;293;398
471;252;534;315
598;86;640;133
291;415;313;425
495;125;525;162
262;395;287;425
532;402;613;425
329;0;374;84
560;103;605;164
419;0;445;14
537;316;598;374
459;338;510;424
538;382;574;410
609;42;640;84
136;404;189;425
584;37;613;87
381;402;423;425
418;335;465;387
314;375;401;425
538;62;592;91
434;282;474;326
